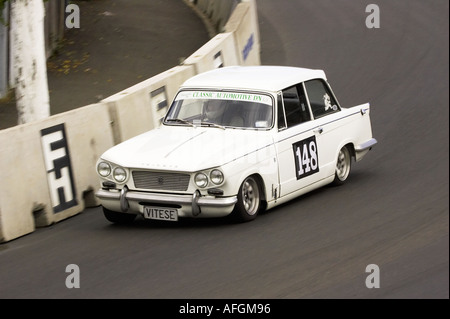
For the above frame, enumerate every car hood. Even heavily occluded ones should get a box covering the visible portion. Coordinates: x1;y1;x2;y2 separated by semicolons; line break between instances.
101;125;273;172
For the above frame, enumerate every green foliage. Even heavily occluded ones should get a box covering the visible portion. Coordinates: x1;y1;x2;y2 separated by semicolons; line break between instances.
0;0;7;25
0;0;7;14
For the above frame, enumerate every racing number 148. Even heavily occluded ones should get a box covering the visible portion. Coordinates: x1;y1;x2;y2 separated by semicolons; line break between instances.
293;136;319;179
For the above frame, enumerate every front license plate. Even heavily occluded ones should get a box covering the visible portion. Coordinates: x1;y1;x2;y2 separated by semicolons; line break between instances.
143;206;178;221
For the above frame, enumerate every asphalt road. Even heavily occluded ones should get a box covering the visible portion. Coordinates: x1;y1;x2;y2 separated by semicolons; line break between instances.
0;0;448;299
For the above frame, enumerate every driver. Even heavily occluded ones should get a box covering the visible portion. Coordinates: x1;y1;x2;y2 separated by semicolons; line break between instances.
203;99;225;123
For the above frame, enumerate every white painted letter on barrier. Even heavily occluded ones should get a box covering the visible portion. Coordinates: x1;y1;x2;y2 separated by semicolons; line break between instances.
365;4;380;29
65;264;80;288
41;124;78;213
66;4;80;29
365;264;380;288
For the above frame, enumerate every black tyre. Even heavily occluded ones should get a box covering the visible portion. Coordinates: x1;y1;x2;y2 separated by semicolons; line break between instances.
332;146;352;185
231;176;262;222
103;207;137;224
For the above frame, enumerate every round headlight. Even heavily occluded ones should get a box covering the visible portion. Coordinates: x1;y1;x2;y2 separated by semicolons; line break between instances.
97;162;111;177
113;167;127;183
210;169;224;185
194;173;208;188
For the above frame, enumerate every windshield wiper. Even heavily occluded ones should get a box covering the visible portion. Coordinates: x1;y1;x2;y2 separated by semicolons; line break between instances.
199;121;226;130
166;119;225;130
165;118;194;127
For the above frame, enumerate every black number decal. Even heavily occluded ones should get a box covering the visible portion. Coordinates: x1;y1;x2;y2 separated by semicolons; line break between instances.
293;136;319;179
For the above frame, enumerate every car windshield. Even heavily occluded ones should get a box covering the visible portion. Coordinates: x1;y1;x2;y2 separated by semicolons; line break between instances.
164;90;274;129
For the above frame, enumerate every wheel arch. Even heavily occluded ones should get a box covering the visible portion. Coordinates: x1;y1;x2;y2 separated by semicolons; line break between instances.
334;141;356;163
248;173;267;201
332;142;353;186
230;170;268;211
345;142;356;161
250;173;268;212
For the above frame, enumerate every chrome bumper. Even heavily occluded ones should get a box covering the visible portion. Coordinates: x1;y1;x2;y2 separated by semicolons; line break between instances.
95;187;237;216
354;138;377;162
356;138;377;152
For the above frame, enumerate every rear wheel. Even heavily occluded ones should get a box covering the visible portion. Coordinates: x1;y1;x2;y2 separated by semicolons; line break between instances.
103;207;137;224
332;146;352;185
231;176;262;222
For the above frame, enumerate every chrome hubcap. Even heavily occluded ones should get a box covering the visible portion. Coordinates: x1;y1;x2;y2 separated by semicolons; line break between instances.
336;148;350;181
242;178;259;215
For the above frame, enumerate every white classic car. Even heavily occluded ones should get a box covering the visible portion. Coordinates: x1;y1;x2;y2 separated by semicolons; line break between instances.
95;66;377;223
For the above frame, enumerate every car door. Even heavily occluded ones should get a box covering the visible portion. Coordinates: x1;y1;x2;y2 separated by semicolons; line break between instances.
274;84;327;197
303;79;344;178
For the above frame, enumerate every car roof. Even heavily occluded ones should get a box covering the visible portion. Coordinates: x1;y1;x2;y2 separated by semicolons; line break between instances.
180;65;327;92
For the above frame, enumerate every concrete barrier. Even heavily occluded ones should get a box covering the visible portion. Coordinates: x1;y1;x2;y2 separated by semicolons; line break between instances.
224;0;260;66
102;65;196;144
192;0;260;66
194;0;239;33
182;32;239;74
0;102;114;242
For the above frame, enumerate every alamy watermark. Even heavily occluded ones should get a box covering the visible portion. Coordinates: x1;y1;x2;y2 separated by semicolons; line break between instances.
65;4;80;29
65;264;80;288
365;4;380;29
64;263;381;290
365;264;380;288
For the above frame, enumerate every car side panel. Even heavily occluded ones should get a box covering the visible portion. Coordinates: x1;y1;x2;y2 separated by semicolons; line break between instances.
312;103;374;177
273;120;327;197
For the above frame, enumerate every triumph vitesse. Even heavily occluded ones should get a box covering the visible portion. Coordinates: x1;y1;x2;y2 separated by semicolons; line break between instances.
95;66;377;223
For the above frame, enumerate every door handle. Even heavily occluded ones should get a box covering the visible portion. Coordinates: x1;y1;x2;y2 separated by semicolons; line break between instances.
314;127;323;134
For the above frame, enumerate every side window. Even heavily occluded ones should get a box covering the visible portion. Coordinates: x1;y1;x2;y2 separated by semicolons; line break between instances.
278;85;311;130
304;79;339;118
283;86;302;127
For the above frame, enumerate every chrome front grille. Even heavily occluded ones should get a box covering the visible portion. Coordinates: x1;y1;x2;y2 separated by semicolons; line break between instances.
132;170;190;191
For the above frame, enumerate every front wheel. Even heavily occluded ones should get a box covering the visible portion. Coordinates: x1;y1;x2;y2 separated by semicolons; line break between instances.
103;207;137;224
332;146;352;186
231;176;262;222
